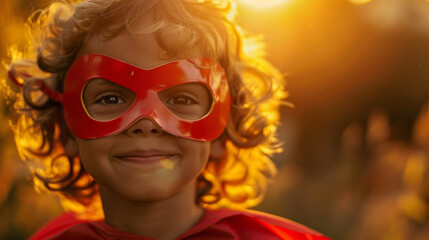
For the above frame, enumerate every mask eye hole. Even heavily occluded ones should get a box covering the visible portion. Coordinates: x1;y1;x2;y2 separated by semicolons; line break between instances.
158;83;213;120
82;78;136;121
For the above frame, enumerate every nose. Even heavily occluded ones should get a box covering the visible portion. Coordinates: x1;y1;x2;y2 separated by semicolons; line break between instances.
125;118;164;137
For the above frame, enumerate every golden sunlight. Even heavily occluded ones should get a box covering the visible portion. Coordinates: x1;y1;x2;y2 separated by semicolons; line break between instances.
349;0;373;5
237;0;292;9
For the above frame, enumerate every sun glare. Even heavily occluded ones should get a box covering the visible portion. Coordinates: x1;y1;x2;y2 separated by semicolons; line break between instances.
237;0;292;9
349;0;373;5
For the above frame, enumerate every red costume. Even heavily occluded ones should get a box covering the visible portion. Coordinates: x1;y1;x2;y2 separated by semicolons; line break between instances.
31;209;330;240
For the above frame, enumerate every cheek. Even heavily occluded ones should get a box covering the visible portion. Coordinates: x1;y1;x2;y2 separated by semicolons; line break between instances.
77;138;113;171
177;138;210;172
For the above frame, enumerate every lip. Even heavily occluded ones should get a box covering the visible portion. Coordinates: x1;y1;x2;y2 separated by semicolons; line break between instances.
114;150;178;165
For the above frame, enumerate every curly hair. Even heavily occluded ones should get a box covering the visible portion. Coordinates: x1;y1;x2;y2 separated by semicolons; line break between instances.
6;0;286;219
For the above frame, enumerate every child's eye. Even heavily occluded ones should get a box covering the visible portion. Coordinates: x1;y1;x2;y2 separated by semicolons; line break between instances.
82;78;136;121
158;83;213;120
167;95;197;105
97;95;125;104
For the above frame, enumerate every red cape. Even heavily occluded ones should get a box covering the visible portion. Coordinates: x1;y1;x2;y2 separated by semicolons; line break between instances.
31;209;331;240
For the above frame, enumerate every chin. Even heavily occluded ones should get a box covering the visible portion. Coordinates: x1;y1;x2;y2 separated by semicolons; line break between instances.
117;185;180;202
132;192;172;202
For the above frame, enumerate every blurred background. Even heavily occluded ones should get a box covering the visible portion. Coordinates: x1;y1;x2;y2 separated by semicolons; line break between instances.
1;0;429;239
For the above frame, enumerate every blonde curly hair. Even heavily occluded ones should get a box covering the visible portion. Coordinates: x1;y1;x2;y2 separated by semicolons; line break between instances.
6;0;286;219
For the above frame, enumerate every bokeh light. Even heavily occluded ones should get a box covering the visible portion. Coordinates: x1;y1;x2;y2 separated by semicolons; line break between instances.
349;0;373;5
237;0;292;8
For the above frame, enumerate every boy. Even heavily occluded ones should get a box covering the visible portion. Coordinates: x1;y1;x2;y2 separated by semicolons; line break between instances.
7;0;330;239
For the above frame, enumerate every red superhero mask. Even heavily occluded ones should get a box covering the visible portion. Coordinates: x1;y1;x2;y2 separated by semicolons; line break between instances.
61;54;231;141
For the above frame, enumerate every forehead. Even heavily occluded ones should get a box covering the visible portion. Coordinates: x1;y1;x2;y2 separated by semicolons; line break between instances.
78;13;167;68
77;15;203;69
79;30;167;69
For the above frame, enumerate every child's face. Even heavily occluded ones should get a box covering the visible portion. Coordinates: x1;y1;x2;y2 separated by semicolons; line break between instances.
73;20;215;202
76;122;210;201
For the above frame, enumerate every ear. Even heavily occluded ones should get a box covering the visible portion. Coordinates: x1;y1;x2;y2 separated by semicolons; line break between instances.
209;133;227;159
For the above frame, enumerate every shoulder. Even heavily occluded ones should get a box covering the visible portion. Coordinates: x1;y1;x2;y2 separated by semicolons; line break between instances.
242;209;328;237
181;208;331;240
244;209;331;239
29;213;150;240
30;212;88;240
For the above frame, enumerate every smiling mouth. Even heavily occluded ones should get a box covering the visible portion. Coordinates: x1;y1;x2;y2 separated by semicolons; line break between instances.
114;151;179;168
117;155;173;162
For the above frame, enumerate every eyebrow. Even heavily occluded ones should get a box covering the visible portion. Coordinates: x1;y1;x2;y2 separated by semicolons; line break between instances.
92;78;114;86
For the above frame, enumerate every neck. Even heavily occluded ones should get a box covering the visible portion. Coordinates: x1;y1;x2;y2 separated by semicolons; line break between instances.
99;181;204;240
